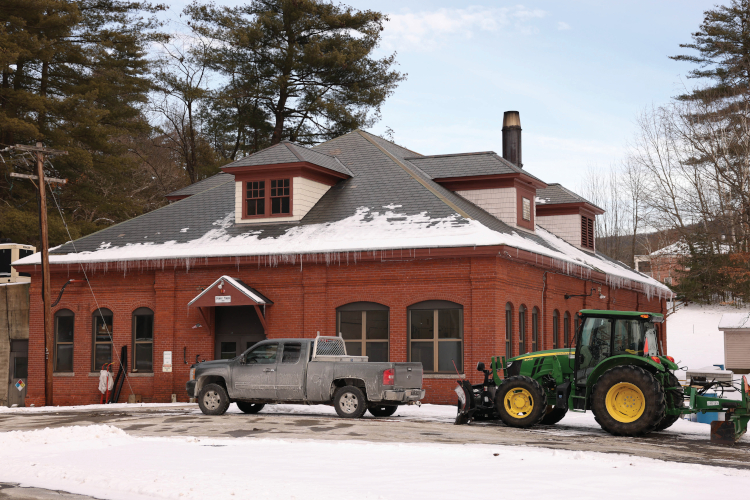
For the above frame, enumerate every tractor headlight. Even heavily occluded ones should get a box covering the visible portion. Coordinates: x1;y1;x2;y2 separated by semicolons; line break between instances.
189;367;196;381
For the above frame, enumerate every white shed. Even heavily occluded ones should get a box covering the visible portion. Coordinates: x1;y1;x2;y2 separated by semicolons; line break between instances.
718;312;750;374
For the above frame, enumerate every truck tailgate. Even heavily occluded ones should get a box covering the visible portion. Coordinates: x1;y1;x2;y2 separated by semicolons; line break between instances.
394;363;423;389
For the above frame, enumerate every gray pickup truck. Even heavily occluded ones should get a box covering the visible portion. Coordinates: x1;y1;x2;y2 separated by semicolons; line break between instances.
186;336;425;418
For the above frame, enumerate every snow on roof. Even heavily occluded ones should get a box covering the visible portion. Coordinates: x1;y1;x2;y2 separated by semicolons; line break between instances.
14;206;672;299
718;312;750;330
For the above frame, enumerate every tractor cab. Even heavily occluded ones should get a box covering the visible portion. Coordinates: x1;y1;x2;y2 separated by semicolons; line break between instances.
574;310;662;387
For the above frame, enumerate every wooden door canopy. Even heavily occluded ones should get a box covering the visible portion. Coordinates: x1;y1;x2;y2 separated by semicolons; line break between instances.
188;276;273;308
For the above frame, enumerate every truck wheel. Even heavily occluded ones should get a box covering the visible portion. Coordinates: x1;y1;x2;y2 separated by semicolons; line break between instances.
333;386;367;418
655;373;684;431
198;383;230;416
368;405;398;418
495;376;546;428
540;406;567;425
236;402;265;414
591;366;665;437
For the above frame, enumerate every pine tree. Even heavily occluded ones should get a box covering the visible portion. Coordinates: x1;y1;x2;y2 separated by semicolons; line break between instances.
0;0;167;246
185;0;405;146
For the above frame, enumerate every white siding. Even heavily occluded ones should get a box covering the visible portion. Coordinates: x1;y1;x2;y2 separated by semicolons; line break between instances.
537;214;588;250
234;177;330;224
457;188;517;228
725;331;750;372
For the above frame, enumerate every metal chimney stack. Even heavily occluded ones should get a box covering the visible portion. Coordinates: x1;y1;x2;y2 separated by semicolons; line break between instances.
502;111;522;168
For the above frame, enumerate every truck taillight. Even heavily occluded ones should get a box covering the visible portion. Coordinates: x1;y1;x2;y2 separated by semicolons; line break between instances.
383;369;394;385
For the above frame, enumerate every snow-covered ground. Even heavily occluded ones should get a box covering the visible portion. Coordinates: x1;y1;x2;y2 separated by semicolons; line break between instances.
666;302;747;382
1;421;748;500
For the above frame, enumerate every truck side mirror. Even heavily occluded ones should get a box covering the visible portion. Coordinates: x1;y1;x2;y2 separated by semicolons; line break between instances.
476;362;485;372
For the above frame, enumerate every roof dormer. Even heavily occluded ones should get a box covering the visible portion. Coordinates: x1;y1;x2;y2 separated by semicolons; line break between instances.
221;141;352;224
405;151;546;232
535;183;604;252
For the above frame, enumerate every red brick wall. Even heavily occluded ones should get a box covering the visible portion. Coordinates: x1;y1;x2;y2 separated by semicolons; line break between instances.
25;255;666;407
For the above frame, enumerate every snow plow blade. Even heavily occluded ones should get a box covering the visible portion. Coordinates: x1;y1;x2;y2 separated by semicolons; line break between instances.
454;381;474;425
708;376;750;444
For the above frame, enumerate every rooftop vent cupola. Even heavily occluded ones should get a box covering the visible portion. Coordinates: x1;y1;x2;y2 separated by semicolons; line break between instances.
502;111;522;168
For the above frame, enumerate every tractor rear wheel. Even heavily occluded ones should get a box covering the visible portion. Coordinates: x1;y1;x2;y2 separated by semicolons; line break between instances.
495;376;546;428
540;406;567;425
655;373;684;431
591;366;665;437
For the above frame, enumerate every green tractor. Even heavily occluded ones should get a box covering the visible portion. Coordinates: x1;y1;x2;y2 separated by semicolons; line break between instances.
455;309;750;443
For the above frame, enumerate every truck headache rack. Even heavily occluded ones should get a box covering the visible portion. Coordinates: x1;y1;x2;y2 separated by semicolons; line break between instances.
312;334;368;363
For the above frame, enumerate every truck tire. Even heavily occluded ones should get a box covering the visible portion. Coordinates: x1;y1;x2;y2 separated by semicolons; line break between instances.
333;386;368;418
495;376;546;428
540;406;567;425
198;383;230;416
655;373;684;431
368;405;398;418
591;366;665;437
236;402;265;414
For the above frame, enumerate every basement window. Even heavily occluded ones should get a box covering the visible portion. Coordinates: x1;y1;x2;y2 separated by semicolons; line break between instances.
581;215;595;249
522;197;531;221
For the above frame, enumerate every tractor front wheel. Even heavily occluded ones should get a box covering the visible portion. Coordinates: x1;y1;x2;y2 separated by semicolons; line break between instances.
495;376;546;428
591;366;665;437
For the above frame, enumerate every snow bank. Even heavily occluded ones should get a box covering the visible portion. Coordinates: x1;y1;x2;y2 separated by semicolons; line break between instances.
1;424;748;500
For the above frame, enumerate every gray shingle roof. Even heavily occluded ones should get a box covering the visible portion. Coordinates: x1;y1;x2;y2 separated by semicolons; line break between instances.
536;183;602;211
221;141;352;176
404;151;545;184
166;173;234;199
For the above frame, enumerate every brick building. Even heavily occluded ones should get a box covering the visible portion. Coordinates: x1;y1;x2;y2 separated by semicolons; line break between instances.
14;112;672;406
634;242;685;287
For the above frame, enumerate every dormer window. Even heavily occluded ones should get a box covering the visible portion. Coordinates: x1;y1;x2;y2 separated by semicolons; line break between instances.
581;215;594;249
522;197;531;221
244;178;292;218
270;179;290;214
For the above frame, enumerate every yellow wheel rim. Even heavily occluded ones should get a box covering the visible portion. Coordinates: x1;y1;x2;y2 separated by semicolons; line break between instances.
605;382;645;423
504;388;534;419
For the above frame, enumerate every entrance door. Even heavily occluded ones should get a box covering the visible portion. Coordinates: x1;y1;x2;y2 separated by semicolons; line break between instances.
8;340;27;407
232;342;279;400
214;305;267;360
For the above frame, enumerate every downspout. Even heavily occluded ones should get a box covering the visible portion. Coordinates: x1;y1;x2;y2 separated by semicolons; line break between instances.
541;272;547;349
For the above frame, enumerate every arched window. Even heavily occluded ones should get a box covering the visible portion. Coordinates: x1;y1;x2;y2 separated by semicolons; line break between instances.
552;310;559;349
132;308;154;372
336;302;389;362
92;308;113;371
505;303;513;361
564;312;571;348
518;305;527;355
531;307;540;352
408;300;463;373
54;309;75;372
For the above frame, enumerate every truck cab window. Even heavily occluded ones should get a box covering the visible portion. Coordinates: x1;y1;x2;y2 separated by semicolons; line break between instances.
282;343;302;364
245;344;278;364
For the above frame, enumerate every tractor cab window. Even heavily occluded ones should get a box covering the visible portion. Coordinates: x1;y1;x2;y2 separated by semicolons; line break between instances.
577;318;611;383
644;325;658;356
612;319;643;355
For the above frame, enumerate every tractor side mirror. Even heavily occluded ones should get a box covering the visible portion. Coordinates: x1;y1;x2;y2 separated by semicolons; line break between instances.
476;362;485;372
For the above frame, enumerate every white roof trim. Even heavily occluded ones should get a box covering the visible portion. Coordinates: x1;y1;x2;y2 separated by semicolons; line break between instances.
188;275;267;306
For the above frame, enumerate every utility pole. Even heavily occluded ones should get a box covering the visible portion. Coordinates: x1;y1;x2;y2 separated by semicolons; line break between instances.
6;142;67;406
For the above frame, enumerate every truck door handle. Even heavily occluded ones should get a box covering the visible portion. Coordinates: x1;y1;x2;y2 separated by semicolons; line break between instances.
263;368;275;372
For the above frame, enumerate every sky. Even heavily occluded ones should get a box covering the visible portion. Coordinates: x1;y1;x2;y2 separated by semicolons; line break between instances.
161;0;709;188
